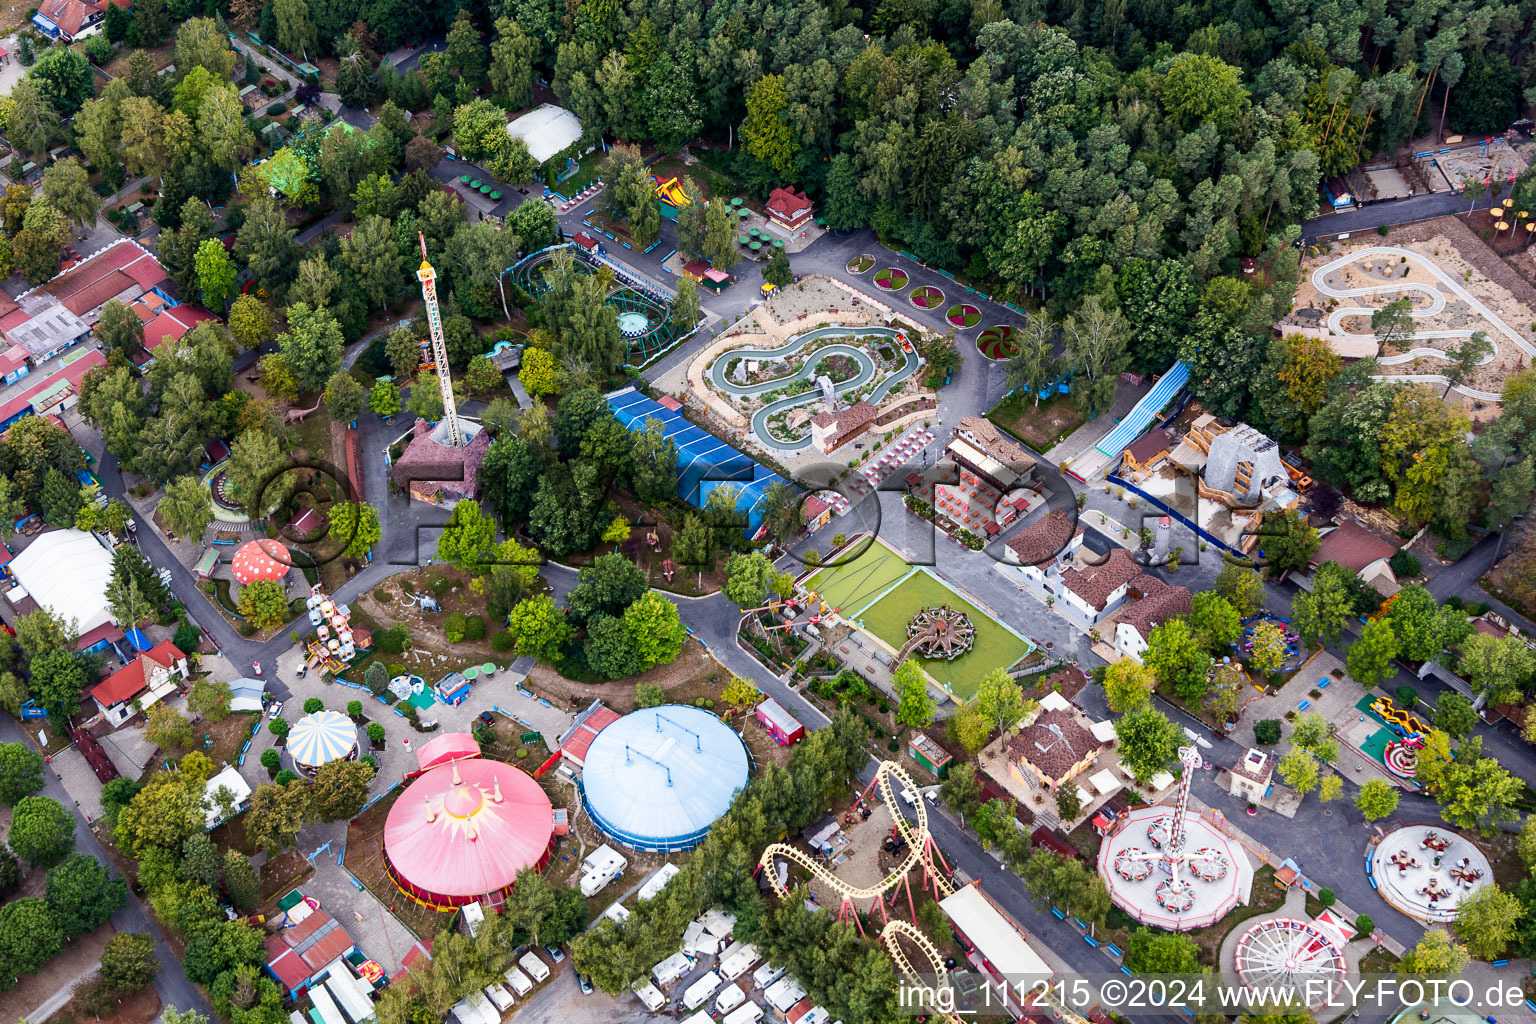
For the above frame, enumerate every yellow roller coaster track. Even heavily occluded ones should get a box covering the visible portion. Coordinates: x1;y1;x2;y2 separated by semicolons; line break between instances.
759;760;953;916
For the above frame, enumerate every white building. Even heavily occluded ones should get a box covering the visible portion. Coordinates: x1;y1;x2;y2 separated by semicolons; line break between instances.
9;528;116;637
90;640;189;728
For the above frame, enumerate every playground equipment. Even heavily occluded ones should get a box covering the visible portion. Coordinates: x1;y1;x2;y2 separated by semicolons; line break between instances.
1370;696;1430;740
898;605;976;661
1383;736;1423;777
758;760;952;935
652;176;693;210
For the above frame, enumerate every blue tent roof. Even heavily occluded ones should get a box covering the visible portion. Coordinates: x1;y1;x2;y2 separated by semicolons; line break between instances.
126;627;152;652
1094;362;1189;458
578;705;750;851
606;388;794;537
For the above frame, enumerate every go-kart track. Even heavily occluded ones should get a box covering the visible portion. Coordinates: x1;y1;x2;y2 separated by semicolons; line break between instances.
1310;245;1536;400
707;326;922;451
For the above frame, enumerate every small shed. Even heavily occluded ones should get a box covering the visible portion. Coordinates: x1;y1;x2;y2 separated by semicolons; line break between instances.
434;671;470;705
907;732;952;778
754;697;804;746
193;548;219;578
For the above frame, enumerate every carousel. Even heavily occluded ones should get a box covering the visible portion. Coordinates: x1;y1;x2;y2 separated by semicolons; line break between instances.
899;605;976;661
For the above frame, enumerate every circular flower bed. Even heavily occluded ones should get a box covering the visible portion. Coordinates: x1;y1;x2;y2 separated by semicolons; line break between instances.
976;325;1019;360
846;254;876;274
909;285;945;309
873;268;908;290
946;303;981;328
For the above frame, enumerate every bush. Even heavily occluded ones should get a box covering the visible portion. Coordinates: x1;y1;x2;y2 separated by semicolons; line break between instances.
1355;914;1373;935
444;611;467;642
268;718;289;737
303;698;323;714
259;749;280;773
346;700;363;717
491;630;515;651
82;35;112;65
267;101;286;115
1253;719;1281;745
1317;887;1336;907
1388;550;1421;578
376;624;411;654
361;754;378;770
462;614;486;641
275;769;298;786
1394;685;1418;708
515;748;528;759
173;623;201;652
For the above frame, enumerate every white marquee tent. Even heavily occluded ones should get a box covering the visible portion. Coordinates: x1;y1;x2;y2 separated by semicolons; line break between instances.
10;529;115;635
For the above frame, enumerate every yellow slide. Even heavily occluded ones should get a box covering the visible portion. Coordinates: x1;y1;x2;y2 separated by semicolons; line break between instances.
653;176;692;208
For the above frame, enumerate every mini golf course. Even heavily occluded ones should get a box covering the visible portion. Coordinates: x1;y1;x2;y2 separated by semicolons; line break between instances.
874;268;908;290
706;326;922;451
946;303;981;328
909;285;945;309
846;254;876;274
977;325;1019;360
805;538;1032;698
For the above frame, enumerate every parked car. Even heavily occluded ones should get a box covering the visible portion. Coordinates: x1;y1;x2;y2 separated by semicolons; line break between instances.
542;944;566;964
267;701;283;719
295;662;307;678
575;971;592;996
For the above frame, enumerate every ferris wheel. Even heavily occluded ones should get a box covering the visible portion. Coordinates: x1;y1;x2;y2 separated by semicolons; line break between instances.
1234;918;1347;1007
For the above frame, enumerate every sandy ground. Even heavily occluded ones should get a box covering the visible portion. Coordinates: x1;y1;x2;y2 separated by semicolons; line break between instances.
1292;232;1536;393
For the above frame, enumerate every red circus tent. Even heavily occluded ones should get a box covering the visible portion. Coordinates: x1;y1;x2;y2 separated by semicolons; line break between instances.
413;732;481;775
384;758;554;910
231;539;292;584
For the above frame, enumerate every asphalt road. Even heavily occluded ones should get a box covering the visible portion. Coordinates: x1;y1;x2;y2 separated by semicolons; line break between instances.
1301;184;1511;242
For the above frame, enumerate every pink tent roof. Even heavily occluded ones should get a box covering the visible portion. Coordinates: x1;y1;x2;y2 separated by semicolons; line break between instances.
414;732;482;774
231;539;292;584
384;759;553;905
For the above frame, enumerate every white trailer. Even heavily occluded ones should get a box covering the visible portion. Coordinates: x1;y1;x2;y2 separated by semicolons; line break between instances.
718;943;759;981
517;952;549;983
681;971;722;1011
502;967;532;997
723;1000;765;1024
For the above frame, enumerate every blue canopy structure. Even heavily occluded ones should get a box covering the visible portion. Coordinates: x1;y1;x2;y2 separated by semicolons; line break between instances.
606;387;794;537
578;705;750;851
126;627;152;652
1093;361;1190;458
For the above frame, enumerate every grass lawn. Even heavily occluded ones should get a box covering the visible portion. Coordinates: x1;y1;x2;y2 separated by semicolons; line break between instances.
859;569;1032;699
805;539;914;616
807;539;1032;698
988;392;1084;454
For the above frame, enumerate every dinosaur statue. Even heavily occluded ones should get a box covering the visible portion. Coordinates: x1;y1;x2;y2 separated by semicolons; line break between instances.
285;398;324;424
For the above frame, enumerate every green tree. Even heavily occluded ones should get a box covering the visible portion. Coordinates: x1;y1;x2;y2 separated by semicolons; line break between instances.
323;370;367;423
244;782;310;854
40;467;82;527
225;429;287;519
505;595;574;664
1356;779;1399;821
763;249;793;289
1397;930;1469;978
0;742;45;804
186;677;232;722
939;762;984;819
1102;660;1156;714
1188;593;1241;652
1161;52;1249;132
723;551;791;608
974;669;1030;738
146;704;195;749
742;73;797;176
310;759;375;822
1371;297;1416;351
1257;508;1319;576
194;239;237;311
40;157;98;234
45;853;126;936
342;216;404;309
223;849;260;913
1114;708;1182;784
9;795;76;868
634;683;666;709
671;275;701;334
1146;619;1213;702
1277;746;1319;796
159;475;214;540
892;660;936;729
238;579;290;631
368;379;401;418
1347;617;1399;688
622;592;686;670
29;648;85;721
435;500;499;572
1291;566;1354;647
1432;691;1479;739
277;303;345;392
1247;620;1289;676
584;615;645;679
1124;928;1200;973
327;502;381;559
100;933;159;992
0;896;64;976
273;0;316;58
